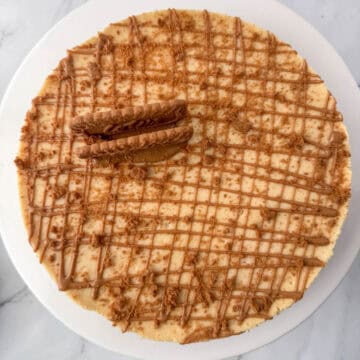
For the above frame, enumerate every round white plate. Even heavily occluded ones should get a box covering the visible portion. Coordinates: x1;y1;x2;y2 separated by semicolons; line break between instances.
1;0;359;359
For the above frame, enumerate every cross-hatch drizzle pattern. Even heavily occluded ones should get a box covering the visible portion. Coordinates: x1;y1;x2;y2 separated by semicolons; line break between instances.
15;9;350;342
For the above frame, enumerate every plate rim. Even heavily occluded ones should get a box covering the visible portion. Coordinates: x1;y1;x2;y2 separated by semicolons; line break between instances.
1;0;360;359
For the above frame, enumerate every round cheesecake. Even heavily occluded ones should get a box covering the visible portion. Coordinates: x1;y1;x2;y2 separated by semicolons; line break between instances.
15;9;351;343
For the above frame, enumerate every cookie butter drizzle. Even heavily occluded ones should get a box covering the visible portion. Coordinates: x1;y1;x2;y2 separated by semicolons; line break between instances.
15;9;350;342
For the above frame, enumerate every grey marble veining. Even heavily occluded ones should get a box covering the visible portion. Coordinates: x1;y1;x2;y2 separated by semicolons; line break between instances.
0;1;359;359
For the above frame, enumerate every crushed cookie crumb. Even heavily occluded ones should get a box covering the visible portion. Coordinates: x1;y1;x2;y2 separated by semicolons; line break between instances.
287;133;304;150
252;296;273;313
261;208;277;221
128;165;148;181
124;213;140;232
274;92;286;102
157;17;166;27
91;233;105;247
164;287;179;309
201;137;214;149
233;119;252;134
14;157;29;170
184;251;198;266
80;79;91;89
53;185;67;200
87;61;102;82
184;215;193;223
175;51;184;62
110;295;131;322
217;144;227;155
200;81;208;90
204;154;215;165
332;186;351;205
69;191;82;204
331;131;346;146
213;176;221;187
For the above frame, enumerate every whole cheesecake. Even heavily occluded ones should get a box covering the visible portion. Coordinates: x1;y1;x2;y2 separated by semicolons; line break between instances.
15;9;351;343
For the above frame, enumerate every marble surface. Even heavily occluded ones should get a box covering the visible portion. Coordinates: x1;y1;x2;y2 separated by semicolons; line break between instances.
0;0;359;359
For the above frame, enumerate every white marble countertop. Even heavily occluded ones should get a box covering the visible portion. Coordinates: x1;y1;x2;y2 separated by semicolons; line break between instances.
0;1;359;359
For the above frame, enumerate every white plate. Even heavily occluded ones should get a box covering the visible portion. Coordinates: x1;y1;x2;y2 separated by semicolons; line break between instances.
0;0;359;359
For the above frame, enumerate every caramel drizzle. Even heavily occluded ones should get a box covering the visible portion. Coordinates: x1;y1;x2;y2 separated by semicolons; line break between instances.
92;38;119;298
27;150;334;195
20;157;334;196
158;9;187;324
67;56;322;80
121;15;152;327
244;34;300;321
233;20;267;326
213;16;243;330
45;230;329;251
34;92;341;123
17;10;350;339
